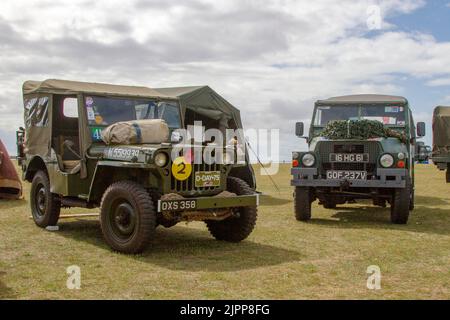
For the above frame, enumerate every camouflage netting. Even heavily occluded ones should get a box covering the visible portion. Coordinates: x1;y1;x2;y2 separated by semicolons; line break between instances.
321;120;407;143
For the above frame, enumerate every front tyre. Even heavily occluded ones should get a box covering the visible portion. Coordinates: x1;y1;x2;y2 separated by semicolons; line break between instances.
294;187;312;221
100;181;156;254
30;170;61;227
206;177;257;242
390;176;411;224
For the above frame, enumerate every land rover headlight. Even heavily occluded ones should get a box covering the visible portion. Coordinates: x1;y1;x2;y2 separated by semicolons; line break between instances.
397;152;406;160
380;154;394;168
154;152;168;167
302;153;315;167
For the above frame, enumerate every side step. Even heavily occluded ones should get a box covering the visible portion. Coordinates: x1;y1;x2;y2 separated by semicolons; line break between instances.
61;197;96;209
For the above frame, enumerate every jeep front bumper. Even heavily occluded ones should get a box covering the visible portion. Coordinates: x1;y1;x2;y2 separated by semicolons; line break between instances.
291;168;407;188
157;193;259;213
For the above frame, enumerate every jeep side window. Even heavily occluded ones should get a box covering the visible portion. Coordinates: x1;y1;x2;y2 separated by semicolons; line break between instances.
24;96;49;127
63;97;79;118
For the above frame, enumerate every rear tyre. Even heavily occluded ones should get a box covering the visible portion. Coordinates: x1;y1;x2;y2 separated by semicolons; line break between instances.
390;176;411;224
294;187;312;221
30;170;61;227
206;177;257;242
100;181;156;254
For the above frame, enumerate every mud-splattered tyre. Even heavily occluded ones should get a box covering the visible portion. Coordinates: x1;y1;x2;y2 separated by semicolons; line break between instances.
391;176;411;224
294;187;312;221
30;170;61;227
100;181;156;254
206;177;257;242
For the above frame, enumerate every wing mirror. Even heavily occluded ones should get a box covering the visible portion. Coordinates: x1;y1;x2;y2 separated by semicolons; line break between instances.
417;122;426;137
295;122;304;137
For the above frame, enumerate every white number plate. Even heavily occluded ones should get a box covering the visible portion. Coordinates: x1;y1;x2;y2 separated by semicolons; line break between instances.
326;171;367;180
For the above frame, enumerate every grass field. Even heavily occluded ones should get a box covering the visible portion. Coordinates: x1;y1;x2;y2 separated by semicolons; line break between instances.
1;164;449;299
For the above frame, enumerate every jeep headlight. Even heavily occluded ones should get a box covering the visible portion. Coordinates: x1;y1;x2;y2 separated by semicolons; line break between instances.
154;152;168;167
380;154;394;168
302;153;315;167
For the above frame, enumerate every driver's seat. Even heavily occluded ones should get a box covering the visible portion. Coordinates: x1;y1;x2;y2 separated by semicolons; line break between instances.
58;136;81;174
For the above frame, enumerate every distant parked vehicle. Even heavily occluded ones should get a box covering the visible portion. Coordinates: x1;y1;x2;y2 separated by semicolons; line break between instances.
415;142;431;163
431;106;450;182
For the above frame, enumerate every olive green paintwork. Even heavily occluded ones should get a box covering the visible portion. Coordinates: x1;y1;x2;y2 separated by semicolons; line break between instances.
19;79;257;210
293;95;422;191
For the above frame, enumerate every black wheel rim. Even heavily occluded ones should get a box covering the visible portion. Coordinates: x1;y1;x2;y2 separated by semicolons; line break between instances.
34;183;46;217
109;199;137;241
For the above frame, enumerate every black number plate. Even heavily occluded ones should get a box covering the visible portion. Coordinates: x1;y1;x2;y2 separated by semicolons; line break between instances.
330;153;369;163
326;171;367;180
158;199;197;212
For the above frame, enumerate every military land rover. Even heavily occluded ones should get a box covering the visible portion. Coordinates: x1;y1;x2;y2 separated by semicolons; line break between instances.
431;106;450;183
291;95;425;224
17;79;258;253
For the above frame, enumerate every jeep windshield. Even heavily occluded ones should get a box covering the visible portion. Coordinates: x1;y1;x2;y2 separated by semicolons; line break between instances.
313;105;406;127
84;95;181;129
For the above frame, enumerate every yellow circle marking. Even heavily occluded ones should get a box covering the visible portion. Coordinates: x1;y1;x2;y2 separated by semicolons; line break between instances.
171;156;192;181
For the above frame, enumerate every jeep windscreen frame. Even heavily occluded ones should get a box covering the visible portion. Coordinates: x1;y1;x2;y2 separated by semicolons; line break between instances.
312;104;407;128
83;95;182;142
83;95;181;128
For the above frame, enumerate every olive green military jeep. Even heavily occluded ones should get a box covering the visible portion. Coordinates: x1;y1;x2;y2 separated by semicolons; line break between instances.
291;95;426;224
17;79;258;253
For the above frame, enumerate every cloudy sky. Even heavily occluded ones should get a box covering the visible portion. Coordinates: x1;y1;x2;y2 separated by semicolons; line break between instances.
1;0;449;160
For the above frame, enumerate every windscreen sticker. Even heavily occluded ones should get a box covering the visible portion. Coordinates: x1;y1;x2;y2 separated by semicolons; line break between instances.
385;106;400;113
383;117;397;125
95;115;104;124
87;106;95;120
91;127;104;142
86;96;94;106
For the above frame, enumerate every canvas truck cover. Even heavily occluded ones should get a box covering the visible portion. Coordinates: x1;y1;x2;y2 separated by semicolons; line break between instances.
433;106;450;154
0;139;22;199
101;119;170;145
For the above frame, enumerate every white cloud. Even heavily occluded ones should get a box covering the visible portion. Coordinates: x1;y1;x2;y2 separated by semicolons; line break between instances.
0;0;445;157
427;78;450;86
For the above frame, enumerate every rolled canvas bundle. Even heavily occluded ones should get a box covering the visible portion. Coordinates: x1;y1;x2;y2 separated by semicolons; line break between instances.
101;119;170;145
0;139;22;200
